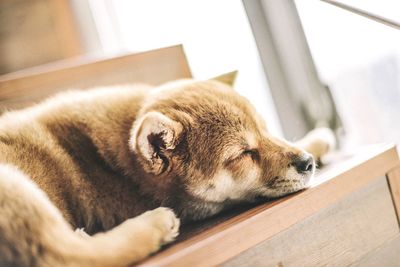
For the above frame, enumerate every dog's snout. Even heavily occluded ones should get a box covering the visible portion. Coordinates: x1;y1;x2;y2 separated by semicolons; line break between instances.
293;154;314;174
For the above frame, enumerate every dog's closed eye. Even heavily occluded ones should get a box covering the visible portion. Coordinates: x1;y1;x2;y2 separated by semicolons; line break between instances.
226;149;259;165
242;149;259;161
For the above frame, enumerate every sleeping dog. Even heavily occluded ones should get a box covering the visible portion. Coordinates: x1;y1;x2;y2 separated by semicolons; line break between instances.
0;78;333;266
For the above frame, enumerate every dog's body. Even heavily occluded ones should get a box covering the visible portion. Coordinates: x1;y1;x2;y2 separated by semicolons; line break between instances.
0;80;333;266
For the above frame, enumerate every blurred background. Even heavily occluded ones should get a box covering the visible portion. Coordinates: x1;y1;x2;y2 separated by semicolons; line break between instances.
0;0;399;149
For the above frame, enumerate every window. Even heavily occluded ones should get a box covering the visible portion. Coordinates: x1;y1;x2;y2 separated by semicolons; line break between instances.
81;0;282;136
295;0;400;147
243;0;340;141
7;0;397;147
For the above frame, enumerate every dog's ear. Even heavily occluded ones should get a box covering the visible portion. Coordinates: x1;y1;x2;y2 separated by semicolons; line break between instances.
130;112;183;175
210;71;238;87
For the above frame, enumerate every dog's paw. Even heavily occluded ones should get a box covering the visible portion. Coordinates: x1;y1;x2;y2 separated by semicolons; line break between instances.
141;207;180;245
298;127;336;160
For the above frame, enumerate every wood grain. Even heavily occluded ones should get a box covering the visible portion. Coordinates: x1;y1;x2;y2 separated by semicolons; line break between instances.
387;165;400;224
223;177;399;267
138;144;399;267
0;45;191;111
353;235;400;267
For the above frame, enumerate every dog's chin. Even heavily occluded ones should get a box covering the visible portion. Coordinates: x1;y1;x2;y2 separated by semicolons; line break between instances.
259;168;314;199
259;185;306;199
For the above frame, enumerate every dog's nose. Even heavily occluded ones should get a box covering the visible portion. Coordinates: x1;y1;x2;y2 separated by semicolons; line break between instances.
293;154;314;173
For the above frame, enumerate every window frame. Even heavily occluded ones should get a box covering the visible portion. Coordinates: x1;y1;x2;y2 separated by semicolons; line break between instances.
242;0;340;140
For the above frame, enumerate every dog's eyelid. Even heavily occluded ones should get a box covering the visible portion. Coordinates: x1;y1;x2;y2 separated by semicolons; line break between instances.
242;148;260;161
224;151;244;165
226;148;258;164
242;149;254;154
242;148;257;155
224;147;259;166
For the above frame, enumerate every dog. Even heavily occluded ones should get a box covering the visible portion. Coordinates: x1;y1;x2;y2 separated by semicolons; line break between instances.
0;77;334;266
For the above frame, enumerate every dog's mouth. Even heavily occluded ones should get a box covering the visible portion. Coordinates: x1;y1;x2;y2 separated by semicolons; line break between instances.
259;166;315;199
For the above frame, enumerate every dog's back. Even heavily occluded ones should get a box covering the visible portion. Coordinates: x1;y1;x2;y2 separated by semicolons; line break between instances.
0;85;180;266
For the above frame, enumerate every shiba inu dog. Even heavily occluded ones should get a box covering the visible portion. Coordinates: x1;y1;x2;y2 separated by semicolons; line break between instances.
0;78;334;267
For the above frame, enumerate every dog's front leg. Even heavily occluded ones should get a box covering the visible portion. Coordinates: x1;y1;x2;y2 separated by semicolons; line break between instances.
295;127;336;161
87;207;179;266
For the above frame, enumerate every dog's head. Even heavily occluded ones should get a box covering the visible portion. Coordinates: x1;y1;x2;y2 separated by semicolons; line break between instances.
130;80;314;219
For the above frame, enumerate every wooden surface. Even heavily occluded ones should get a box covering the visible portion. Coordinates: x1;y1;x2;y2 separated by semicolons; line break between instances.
223;177;399;266
138;144;399;267
354;236;400;267
387;165;400;223
0;45;191;111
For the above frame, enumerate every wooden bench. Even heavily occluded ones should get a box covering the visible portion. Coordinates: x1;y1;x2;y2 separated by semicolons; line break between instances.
2;46;399;267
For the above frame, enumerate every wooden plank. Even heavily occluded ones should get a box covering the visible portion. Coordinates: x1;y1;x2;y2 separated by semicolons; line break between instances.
138;144;399;267
0;45;191;111
353;235;400;267
223;177;399;267
387;165;400;224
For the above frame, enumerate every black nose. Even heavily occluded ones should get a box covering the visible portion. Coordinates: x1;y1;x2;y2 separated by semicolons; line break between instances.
293;154;314;173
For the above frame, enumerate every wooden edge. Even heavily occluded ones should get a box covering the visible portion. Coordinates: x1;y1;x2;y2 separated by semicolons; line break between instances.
0;45;192;97
386;164;400;224
0;45;189;82
139;145;399;267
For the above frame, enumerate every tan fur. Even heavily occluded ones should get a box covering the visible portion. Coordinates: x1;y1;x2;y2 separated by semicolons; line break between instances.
0;80;333;266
